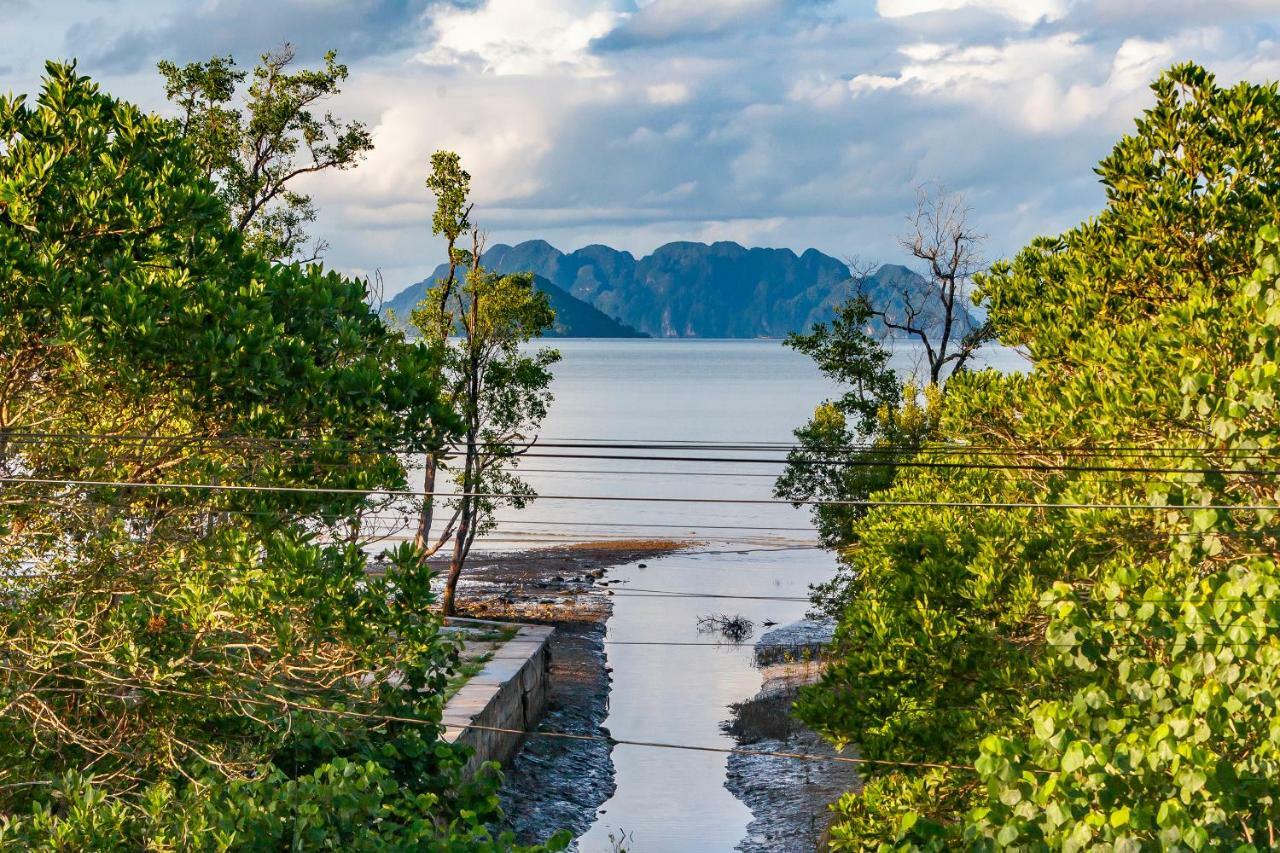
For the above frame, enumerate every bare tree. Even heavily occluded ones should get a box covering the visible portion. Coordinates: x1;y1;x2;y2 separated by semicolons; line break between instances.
860;183;995;386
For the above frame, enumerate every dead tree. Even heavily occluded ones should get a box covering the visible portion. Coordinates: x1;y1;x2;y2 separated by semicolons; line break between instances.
861;183;995;386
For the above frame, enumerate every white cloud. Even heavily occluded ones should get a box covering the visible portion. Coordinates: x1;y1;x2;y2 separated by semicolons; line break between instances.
842;30;1214;134
313;68;623;223
28;0;1271;286
789;74;857;107
623;121;696;145
845;72;906;94
646;81;692;103
415;0;622;76
639;179;699;203
607;0;789;44
876;0;1070;26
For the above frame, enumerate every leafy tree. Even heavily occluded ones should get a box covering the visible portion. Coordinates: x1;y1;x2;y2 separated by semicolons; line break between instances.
411;151;472;559
410;150;560;617
157;44;372;262
0;63;550;849
775;297;907;547
801;63;1280;848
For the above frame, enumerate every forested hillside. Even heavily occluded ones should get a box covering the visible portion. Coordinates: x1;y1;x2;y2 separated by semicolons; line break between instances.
385;271;646;338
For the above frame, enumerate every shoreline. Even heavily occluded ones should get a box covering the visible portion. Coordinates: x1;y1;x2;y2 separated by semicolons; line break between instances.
433;540;693;846
413;541;850;849
723;620;857;852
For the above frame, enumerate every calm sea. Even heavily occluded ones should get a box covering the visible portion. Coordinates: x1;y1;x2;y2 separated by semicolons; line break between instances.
492;338;1024;544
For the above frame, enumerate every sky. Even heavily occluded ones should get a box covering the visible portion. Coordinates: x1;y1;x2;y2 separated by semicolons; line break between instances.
4;0;1280;295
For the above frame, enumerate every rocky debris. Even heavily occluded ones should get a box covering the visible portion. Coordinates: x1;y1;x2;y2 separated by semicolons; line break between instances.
726;723;861;852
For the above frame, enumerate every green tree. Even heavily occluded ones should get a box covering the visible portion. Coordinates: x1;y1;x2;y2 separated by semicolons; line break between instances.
0;63;551;850
410;151;560;617
411;151;472;560
773;297;905;547
157;43;372;262
801;63;1280;849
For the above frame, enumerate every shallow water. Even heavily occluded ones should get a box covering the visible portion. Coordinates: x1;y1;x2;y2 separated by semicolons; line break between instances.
490;338;1023;542
576;546;834;852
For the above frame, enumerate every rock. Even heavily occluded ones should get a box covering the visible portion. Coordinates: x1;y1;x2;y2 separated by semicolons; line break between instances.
754;618;836;667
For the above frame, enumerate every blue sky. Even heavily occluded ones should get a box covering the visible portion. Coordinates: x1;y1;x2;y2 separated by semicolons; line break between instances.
5;0;1280;295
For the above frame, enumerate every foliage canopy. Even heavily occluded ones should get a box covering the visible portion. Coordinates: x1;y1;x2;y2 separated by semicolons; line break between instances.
158;45;372;262
801;62;1280;850
0;62;556;850
409;151;559;616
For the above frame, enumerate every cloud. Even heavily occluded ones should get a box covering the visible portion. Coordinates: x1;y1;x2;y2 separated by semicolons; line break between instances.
837;27;1234;134
598;0;793;48
9;0;1277;292
1063;0;1280;32
415;0;623;75
876;0;1068;26
68;0;432;72
314;69;617;213
646;81;691;103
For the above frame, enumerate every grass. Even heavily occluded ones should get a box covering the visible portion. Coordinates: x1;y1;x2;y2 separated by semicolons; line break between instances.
461;626;518;643
440;624;521;701
444;653;492;701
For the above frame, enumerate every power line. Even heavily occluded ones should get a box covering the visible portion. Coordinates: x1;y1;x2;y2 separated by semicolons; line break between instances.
504;467;788;478
470;451;1280;477
607;591;810;601
12;433;1280;476
3;475;1275;512
0;663;974;773
10;430;1279;458
0;497;824;533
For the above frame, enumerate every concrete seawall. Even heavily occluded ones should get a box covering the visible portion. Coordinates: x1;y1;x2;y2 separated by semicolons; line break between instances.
442;621;555;778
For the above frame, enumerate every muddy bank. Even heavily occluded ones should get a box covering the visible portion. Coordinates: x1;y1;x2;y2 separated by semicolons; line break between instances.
429;541;690;847
431;539;684;623
498;620;612;845
724;620;860;852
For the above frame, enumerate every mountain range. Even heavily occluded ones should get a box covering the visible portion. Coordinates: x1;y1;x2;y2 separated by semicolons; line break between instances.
384;239;970;339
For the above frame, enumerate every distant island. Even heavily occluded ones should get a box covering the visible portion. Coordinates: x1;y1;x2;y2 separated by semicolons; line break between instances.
384;239;972;339
384;270;646;338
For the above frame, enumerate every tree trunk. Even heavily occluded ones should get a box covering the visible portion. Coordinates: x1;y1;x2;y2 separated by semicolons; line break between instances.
442;236;485;617
442;435;475;616
441;496;470;617
414;454;437;552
